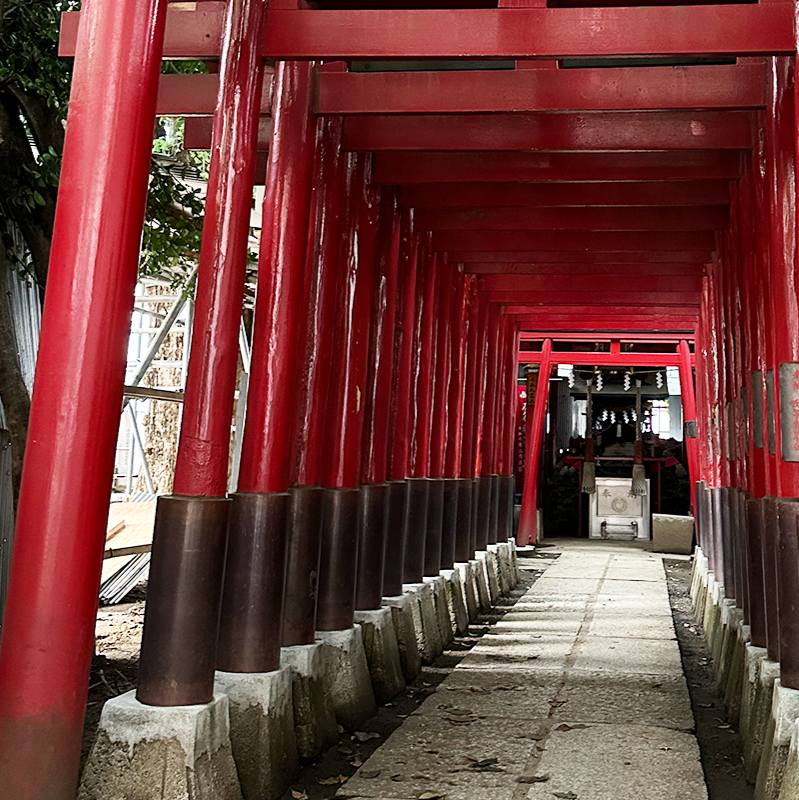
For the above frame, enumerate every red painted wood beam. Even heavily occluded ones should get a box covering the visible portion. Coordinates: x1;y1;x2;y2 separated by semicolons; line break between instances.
374;151;741;183
465;263;703;276
59;5;795;60
485;290;700;305
343;111;752;152
518;332;693;342
401;181;732;208
156;71;273;115
481;274;702;293
517;351;686;368
434;229;715;251
418;206;727;232
506;303;699;316
317;64;766;114
513;315;698;331
451;250;710;264
263;7;793;60
184;115;272;149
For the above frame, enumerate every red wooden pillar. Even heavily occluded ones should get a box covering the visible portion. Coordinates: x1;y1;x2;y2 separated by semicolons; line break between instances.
137;0;276;702
471;294;491;551
479;305;502;547
517;339;553;546
425;259;455;576
283;116;345;645
355;188;401;610
316;153;378;630
458;276;481;561
678;340;699;515
499;317;520;541
385;213;420;594
404;238;438;583
0;0;168;794
442;268;469;569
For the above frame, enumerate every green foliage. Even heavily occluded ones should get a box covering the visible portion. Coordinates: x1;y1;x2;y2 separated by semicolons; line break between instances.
0;0;78;113
5;146;60;213
141;159;205;288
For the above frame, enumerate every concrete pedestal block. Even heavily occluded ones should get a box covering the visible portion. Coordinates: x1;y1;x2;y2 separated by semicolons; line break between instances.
695;565;711;624
652;513;695;554
713;598;737;667
79;692;242;800
725;623;752;726
776;720;799;800
214;668;298;800
440;568;469;635
470;557;492;614
508;538;520;587
403;581;445;663
743;646;770;751
489;542;514;595
354;607;406;705
280;644;338;760
317;626;378;730
425;575;455;647
690;548;707;608
479;548;502;602
382;593;422;681
455;562;480;623
703;580;723;655
755;681;799;800
717;605;744;692
745;658;782;784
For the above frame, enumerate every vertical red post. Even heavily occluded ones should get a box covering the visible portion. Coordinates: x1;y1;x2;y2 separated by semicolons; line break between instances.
678;340;699;515
317;153;378;630
138;0;278;699
517;339;553;545
0;0;168;793
479;304;502;547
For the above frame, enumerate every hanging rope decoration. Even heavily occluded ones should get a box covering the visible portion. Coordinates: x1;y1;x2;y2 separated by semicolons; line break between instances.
582;379;597;495
631;379;647;496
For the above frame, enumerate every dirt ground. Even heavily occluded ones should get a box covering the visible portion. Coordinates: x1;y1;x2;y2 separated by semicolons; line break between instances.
665;558;753;800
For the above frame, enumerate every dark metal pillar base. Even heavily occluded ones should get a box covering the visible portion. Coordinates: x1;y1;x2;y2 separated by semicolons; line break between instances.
762;497;781;663
475;475;493;551
487;474;501;545
746;497;767;649
355;483;389;611
424;478;445;577
217;492;290;674
282;485;324;647
738;490;751;624
710;487;724;590
440;478;460;570
403;478;430;584
137;495;230;706
778;499;799;689
469;477;480;555
383;480;408;596
317;487;361;631
497;474;513;542
455;479;474;563
720;486;736;600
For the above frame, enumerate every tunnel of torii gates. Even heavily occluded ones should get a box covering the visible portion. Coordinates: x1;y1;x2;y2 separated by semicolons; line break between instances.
1;0;799;796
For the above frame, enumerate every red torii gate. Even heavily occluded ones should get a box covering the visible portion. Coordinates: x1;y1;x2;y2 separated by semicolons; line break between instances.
0;0;798;798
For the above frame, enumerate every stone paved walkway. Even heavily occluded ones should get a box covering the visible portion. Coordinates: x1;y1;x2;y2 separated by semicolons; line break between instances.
338;539;708;800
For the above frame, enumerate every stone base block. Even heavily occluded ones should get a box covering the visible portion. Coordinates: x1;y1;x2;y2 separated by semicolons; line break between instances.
455;562;479;623
79;691;242;800
471;556;492;614
713;598;737;667
354;607;406;705
317;626;378;730
509;538;520;586
746;657;782;784
689;548;706;608
703;579;723;654
403;581;444;664
382;593;422;681
756;681;799;800
214;668;298;800
440;568;469;635
280;643;338;760
725;623;751;726
717;605;744;693
776;719;799;800
743;646;770;750
480;548;502;602
425;575;454;647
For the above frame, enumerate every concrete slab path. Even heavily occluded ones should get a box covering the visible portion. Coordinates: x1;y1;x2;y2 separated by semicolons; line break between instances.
337;539;708;800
